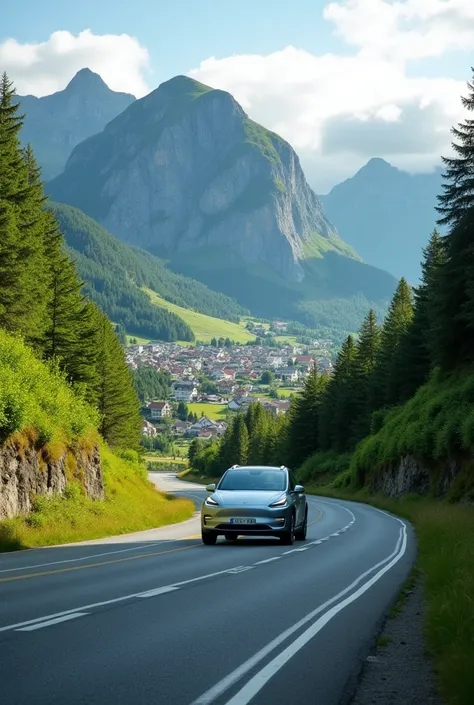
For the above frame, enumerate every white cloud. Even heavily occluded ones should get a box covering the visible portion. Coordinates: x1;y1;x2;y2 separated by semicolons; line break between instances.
0;29;151;97
189;0;474;191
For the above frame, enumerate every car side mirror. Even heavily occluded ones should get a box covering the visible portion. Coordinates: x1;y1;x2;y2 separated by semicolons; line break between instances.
294;485;305;493
206;483;216;492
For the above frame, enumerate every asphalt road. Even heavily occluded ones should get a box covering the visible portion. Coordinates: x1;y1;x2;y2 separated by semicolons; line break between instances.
0;472;415;705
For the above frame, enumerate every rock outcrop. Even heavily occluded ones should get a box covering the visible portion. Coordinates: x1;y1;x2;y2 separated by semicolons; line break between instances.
0;440;104;520
370;455;462;498
48;75;359;284
19;68;135;180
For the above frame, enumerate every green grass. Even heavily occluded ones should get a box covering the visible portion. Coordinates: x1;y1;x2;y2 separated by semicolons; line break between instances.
274;335;299;345
188;403;228;421
0;444;194;550
349;369;474;498
145;288;256;344
0;329;98;446
307;484;474;705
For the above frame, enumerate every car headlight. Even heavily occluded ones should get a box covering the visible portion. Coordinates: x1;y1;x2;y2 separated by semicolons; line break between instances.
205;496;219;507
269;495;288;508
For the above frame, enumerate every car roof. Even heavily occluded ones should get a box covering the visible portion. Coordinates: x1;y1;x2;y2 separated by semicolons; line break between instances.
225;465;288;471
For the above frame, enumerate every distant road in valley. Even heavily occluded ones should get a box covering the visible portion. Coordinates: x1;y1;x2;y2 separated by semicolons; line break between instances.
0;473;414;705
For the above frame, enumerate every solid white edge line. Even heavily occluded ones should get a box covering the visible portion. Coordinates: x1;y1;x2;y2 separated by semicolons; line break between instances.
17;613;88;631
223;526;408;705
254;557;281;565
190;525;406;705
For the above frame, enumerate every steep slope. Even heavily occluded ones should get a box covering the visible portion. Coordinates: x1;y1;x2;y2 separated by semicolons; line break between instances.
18;68;135;180
319;158;444;283
48;75;397;332
51;202;247;341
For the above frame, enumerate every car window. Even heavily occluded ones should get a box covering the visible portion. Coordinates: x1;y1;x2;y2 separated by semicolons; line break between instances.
218;469;287;491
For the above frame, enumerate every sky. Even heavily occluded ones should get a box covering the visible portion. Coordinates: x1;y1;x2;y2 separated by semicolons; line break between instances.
2;0;474;192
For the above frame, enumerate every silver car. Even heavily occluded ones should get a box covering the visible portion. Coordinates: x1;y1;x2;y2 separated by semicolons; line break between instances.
201;465;308;545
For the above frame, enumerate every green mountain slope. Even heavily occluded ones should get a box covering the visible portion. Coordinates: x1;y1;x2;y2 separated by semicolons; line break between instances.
51;202;247;341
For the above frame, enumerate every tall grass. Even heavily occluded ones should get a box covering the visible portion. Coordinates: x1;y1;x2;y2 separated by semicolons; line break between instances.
0;444;194;549
0;329;98;445
308;485;474;705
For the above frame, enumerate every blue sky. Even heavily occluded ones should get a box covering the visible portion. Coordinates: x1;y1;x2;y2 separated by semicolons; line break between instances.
2;0;474;190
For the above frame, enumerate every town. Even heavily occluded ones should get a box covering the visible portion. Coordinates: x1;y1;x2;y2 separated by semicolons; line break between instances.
126;340;334;443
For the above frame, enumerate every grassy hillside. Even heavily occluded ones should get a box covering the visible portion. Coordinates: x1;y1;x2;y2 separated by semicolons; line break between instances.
51;202;246;341
0;330;193;550
145;288;256;343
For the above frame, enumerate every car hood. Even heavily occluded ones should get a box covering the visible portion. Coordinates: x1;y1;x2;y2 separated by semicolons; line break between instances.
213;490;285;507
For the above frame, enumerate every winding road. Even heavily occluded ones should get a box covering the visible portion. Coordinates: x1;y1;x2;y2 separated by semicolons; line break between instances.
0;473;415;705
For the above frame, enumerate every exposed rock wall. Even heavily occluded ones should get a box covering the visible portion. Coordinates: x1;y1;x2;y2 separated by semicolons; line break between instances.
370;455;461;498
0;441;104;520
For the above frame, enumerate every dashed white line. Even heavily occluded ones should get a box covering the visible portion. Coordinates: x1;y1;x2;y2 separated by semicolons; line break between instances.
254;557;281;565
17;613;88;632
137;586;180;598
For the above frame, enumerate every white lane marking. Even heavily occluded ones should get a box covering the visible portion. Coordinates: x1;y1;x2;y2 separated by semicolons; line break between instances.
223;526;408;705
1;499;356;634
254;557;280;566
17;613;88;632
137;586;180;598
191;523;406;705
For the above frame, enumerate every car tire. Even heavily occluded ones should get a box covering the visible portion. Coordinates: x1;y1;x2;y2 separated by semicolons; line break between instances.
225;533;238;541
280;514;295;545
202;531;217;545
295;508;308;541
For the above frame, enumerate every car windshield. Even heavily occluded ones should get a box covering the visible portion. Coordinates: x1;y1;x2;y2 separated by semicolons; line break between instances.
218;469;287;491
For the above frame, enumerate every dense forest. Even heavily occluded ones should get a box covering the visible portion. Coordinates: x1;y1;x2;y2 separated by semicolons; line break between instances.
51;202;246;339
0;73;141;450
190;68;474;500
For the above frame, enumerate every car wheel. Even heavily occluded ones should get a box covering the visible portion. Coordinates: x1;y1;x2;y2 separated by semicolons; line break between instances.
295;508;308;541
202;531;217;545
225;533;238;541
280;514;295;545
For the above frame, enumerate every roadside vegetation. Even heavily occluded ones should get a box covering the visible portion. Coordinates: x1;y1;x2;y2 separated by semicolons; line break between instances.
186;67;474;705
0;445;193;550
0;74;193;550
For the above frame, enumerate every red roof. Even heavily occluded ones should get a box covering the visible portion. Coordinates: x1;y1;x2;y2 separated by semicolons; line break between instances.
148;401;168;409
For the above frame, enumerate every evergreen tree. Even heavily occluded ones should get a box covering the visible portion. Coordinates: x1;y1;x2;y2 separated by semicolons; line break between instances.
396;230;446;399
437;68;474;228
369;278;414;411
245;403;269;466
319;336;358;452
351;310;381;443
285;365;326;467
177;401;189;421
93;309;142;449
432;208;474;372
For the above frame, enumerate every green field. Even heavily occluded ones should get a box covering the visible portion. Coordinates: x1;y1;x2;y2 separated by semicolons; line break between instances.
145;289;256;344
188;402;228;420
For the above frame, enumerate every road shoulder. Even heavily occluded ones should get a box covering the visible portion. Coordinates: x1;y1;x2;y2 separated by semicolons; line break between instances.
349;575;443;705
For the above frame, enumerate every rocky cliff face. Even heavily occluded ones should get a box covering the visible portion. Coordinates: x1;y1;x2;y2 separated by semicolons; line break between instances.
0;440;104;520
48;75;356;285
19;68;135;180
370;455;461;498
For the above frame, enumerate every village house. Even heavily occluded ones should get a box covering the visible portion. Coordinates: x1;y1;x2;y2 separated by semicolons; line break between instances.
296;355;314;369
171;420;192;436
275;367;299;383
173;380;198;402
142;419;157;436
147;401;172;420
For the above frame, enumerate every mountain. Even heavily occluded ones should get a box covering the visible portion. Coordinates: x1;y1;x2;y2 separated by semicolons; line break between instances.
18;68;136;180
319;158;444;283
50;201;247;342
48;74;397;332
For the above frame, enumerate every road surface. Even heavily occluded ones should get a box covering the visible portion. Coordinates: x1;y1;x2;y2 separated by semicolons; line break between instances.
0;472;415;705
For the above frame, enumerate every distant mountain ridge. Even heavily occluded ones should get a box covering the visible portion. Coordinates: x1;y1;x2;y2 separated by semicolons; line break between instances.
50;202;247;342
47;73;397;333
319;158;444;283
18;68;136;180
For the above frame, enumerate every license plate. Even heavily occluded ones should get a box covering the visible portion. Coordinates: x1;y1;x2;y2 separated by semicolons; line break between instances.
230;518;256;524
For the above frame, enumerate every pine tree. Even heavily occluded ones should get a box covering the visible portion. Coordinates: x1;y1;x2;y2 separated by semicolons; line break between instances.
436;68;474;228
320;336;358;452
396;230;446;399
286;365;326;467
94;309;141;449
351;310;381;443
369;278;414;411
432;208;474;371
